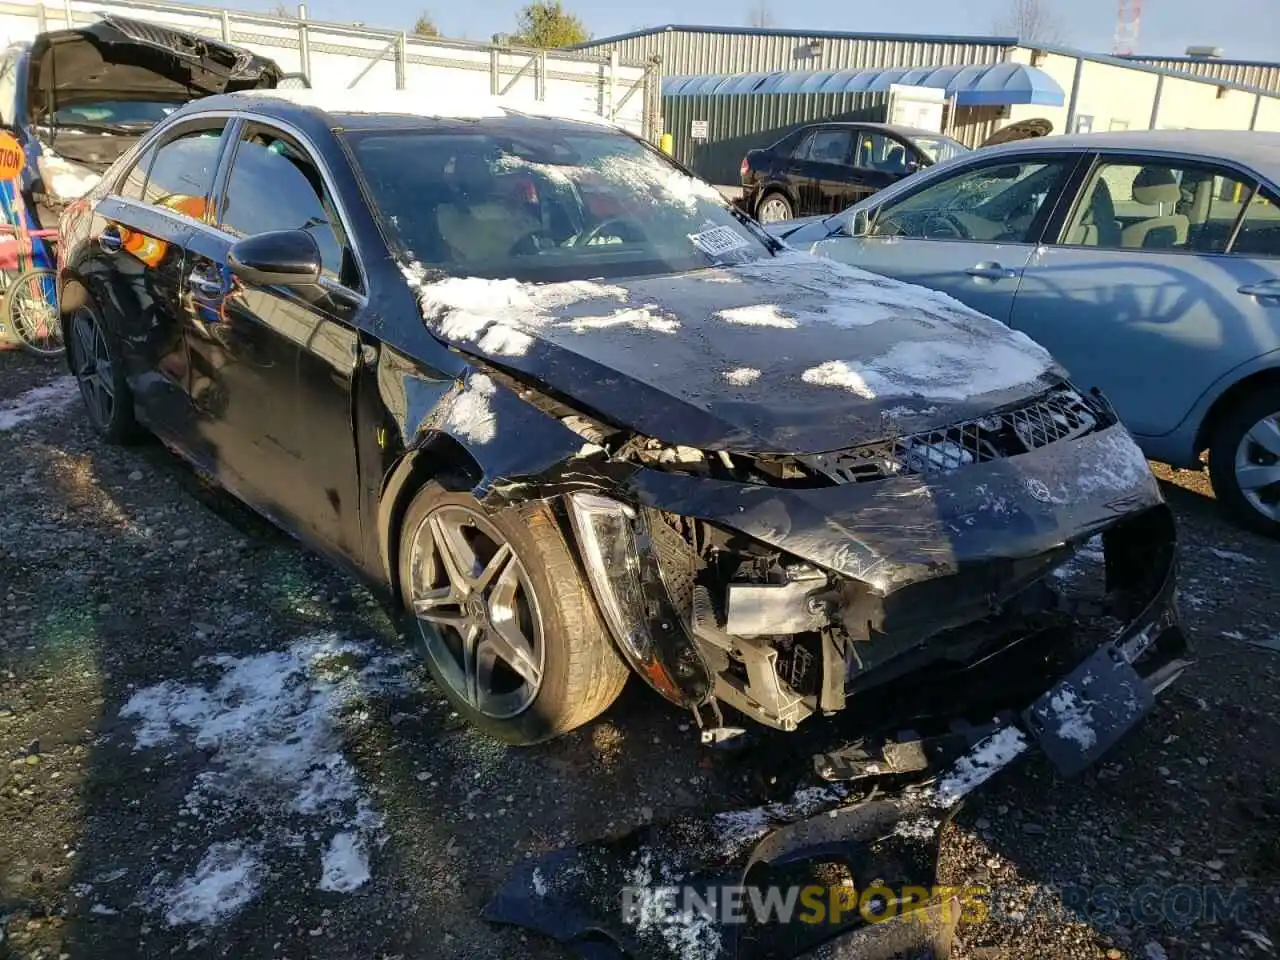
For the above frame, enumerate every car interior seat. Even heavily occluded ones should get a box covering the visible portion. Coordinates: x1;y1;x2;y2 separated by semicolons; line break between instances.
435;154;541;263
1067;177;1121;247
1121;166;1190;249
881;143;907;173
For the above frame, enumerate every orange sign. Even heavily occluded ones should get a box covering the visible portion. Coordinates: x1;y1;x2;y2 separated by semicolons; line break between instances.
0;133;23;181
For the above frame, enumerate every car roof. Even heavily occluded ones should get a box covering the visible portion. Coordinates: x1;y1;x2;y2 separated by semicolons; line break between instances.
980;129;1280;182
186;88;623;136
796;121;954;140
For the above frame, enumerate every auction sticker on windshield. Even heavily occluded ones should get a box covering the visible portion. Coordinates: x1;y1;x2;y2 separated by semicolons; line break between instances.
689;225;749;257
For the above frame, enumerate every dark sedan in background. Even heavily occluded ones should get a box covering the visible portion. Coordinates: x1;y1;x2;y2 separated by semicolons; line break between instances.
740;121;970;223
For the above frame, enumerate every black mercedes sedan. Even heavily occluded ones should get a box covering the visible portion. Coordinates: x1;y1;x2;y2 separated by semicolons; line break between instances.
56;90;1188;759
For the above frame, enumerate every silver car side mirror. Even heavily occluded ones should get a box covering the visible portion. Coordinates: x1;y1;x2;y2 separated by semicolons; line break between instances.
845;207;876;238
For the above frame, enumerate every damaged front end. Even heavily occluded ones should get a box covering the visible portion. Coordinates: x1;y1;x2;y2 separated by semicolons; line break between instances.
549;382;1186;748
485;384;1190;960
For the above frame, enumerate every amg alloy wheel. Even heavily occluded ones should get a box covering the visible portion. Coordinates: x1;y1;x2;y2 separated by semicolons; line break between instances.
1209;386;1280;538
398;484;628;744
409;503;546;719
66;302;140;444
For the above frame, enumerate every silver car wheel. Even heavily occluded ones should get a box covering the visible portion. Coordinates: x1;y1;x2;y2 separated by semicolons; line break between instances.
757;196;792;223
1233;411;1280;522
407;504;545;719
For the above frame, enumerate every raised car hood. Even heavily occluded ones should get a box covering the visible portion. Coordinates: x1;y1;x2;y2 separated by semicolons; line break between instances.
27;15;282;121
411;252;1066;455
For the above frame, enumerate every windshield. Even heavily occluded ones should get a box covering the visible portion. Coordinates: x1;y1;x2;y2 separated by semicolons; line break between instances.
346;123;775;282
53;100;184;132
911;135;970;165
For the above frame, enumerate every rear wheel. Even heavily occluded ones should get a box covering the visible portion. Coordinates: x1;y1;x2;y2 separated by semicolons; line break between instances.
398;484;628;744
1208;386;1280;538
755;190;793;224
5;268;63;357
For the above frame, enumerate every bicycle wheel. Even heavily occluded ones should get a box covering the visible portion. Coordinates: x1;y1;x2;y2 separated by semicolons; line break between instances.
4;268;62;357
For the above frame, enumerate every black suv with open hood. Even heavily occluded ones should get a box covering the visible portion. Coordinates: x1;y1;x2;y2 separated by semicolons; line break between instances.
0;15;285;226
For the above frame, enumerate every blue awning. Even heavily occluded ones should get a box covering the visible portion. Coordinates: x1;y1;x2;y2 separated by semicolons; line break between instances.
662;62;1064;107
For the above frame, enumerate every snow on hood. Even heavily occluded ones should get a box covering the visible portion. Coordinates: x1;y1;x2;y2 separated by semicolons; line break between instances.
406;251;1062;454
37;145;102;200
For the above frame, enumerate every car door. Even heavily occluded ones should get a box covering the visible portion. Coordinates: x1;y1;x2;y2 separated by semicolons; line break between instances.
814;152;1081;323
87;120;228;440
1009;154;1280;438
181;119;365;556
848;130;904;203
800;126;856;217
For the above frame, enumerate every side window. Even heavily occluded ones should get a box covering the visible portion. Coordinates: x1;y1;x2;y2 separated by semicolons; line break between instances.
790;131;814;160
853;133;908;173
1228;188;1280;258
217;127;352;286
1063;160;1252;253
119;143;156;202
0;53;17;128
805;128;852;165
143;125;226;217
871;159;1070;243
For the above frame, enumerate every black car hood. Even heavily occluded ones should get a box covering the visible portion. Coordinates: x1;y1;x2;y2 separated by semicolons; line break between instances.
26;15;282;121
410;252;1067;455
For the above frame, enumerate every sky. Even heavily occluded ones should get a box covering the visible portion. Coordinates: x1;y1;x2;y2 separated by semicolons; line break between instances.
269;0;1280;62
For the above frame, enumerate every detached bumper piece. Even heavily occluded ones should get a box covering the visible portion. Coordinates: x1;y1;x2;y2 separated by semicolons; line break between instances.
487;508;1188;960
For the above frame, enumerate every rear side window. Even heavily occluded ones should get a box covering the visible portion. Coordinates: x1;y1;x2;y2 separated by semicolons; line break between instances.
141;126;226;217
1229;188;1280;257
119;143;156;202
1062;160;1252;253
217;126;353;285
805;128;852;165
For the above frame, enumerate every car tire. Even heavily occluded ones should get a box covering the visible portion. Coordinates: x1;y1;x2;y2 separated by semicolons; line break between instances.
397;483;629;745
65;300;142;445
755;190;793;224
1208;385;1280;538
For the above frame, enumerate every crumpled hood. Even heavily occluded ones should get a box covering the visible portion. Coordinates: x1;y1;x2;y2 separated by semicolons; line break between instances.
27;15;282;122
409;252;1066;455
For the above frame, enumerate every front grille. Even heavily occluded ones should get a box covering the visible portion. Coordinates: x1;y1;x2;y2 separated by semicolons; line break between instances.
805;386;1110;484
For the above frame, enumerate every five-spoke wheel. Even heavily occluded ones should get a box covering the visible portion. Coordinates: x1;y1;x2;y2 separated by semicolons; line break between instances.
398;484;629;744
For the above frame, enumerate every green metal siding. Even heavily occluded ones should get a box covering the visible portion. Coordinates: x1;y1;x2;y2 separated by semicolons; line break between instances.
663;92;889;185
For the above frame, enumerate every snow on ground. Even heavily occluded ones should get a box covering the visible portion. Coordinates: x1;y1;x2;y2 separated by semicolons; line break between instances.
157;842;266;927
0;376;79;431
119;634;409;926
1209;547;1256;564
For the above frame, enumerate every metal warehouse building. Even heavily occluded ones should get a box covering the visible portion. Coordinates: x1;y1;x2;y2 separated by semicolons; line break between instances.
570;26;1280;185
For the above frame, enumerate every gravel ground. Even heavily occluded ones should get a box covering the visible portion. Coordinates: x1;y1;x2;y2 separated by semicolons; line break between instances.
1;353;1278;960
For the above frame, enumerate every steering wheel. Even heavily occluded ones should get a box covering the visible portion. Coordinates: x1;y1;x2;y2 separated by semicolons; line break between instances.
573;217;648;247
923;212;971;240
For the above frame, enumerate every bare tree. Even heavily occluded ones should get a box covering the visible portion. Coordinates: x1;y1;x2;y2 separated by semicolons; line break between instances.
746;0;773;28
994;0;1065;44
411;11;440;37
268;2;294;17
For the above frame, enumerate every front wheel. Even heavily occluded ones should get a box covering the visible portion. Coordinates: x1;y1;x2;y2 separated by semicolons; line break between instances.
398;484;628;744
65;301;141;444
1208;386;1280;538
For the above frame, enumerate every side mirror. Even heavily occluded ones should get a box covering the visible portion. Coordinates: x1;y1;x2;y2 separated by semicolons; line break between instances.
228;229;321;287
845;207;876;238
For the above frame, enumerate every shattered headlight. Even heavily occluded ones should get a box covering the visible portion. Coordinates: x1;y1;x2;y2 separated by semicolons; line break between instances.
567;493;653;663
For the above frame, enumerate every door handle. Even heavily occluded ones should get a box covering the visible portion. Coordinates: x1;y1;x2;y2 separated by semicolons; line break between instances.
188;267;225;300
1238;280;1280;299
966;262;1018;280
99;225;122;255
